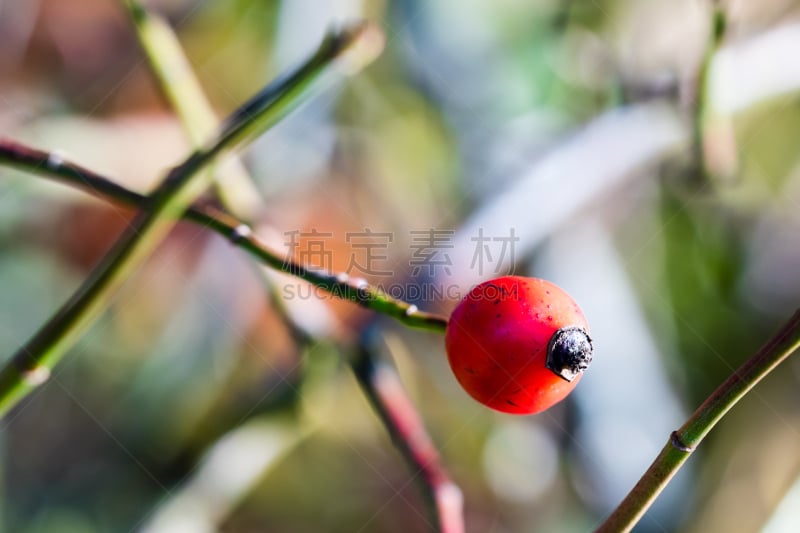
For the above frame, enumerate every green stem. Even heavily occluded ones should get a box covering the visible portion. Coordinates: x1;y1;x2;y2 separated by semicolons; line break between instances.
0;23;380;417
693;3;726;179
0;141;447;330
126;0;262;218
595;310;800;533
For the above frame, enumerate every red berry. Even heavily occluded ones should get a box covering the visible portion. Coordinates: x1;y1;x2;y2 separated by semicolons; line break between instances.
445;276;592;415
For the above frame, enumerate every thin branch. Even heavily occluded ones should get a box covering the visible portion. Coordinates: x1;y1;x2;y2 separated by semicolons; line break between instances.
0;23;382;417
232;245;460;530
595;310;800;533
126;0;261;219
692;2;728;180
127;0;220;146
352;336;464;533
256;263;459;531
0;140;448;332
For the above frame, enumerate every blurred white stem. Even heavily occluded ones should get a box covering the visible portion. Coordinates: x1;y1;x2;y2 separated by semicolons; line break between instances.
141;419;310;533
445;102;688;290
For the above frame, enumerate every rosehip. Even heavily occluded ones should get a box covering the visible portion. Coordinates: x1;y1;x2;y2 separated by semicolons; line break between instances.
445;276;592;415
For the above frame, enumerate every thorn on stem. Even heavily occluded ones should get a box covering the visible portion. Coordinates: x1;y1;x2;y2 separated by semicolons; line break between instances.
22;366;51;387
670;430;694;453
228;224;252;244
47;150;65;170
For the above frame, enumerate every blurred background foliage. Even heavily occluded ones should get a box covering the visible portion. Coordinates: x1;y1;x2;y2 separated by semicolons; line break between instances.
2;0;800;531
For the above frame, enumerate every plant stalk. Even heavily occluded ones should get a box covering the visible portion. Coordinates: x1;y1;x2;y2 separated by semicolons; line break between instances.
596;310;800;532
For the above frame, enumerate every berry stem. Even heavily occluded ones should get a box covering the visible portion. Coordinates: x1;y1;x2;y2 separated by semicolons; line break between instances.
595;309;800;533
0;139;449;336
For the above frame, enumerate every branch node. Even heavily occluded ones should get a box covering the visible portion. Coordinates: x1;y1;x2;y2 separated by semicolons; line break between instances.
228;224;252;244
670;430;694;453
21;366;51;387
46;150;65;170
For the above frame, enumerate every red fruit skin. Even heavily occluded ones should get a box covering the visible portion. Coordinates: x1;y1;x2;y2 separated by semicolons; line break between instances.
445;276;589;415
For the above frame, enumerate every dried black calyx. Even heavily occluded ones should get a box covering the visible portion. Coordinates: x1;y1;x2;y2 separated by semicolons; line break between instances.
545;326;593;382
